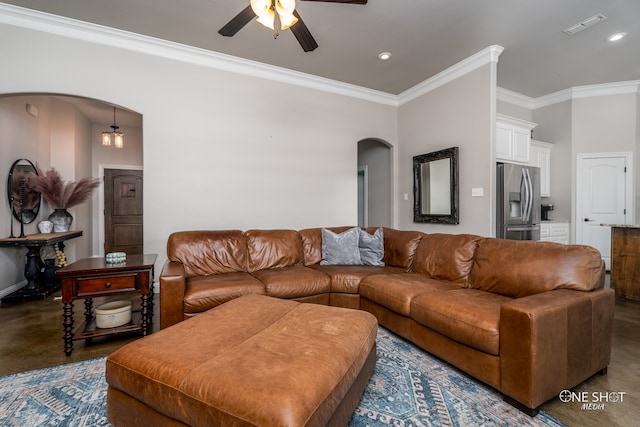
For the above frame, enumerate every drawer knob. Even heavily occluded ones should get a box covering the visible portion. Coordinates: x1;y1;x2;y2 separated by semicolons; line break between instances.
105;282;111;288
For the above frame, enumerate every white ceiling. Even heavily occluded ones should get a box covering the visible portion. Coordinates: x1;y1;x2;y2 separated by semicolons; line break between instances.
3;0;639;104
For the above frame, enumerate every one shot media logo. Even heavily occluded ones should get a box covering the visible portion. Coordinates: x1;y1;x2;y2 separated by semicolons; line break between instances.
559;390;626;410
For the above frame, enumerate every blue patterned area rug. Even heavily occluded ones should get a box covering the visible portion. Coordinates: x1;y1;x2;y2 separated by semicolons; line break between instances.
0;327;565;426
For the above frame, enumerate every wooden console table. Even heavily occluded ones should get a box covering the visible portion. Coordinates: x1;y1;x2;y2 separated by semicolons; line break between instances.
609;225;640;301
57;254;157;356
0;231;82;303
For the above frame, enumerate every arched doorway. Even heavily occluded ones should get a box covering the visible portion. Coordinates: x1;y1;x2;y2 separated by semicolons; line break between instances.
0;93;143;299
357;139;392;228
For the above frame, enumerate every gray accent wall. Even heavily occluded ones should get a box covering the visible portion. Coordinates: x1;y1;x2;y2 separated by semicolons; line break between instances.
398;63;496;236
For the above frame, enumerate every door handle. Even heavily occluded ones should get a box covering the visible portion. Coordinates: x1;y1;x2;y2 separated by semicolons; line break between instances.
584;218;594;222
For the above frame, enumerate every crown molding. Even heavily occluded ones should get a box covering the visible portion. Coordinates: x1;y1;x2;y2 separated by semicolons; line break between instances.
496;87;535;109
0;3;398;106
0;4;507;109
499;80;640;110
398;45;504;106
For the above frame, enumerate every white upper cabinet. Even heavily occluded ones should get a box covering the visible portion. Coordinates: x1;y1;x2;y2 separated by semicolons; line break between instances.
530;140;552;197
496;114;537;165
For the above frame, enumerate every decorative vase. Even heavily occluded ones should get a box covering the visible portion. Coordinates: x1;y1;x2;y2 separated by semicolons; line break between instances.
48;209;73;232
37;220;54;233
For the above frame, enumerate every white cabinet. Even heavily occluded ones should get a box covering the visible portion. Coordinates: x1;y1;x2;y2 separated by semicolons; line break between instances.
496;114;537;165
530;140;552;197
540;222;569;244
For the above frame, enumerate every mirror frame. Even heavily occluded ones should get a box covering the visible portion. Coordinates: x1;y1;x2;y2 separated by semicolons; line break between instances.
7;158;41;224
413;146;459;224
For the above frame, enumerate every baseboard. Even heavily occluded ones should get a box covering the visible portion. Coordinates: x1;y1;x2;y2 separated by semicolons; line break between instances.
0;281;27;299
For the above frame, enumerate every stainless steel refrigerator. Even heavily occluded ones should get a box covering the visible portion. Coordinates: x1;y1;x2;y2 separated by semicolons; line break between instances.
496;163;541;240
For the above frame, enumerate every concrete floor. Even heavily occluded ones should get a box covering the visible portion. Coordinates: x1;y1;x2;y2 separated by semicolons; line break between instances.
0;289;638;427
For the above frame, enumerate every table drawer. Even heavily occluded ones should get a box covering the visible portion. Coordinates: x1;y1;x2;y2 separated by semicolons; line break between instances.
77;275;137;296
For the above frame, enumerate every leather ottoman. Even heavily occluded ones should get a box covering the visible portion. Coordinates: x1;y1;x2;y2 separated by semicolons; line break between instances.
105;294;378;426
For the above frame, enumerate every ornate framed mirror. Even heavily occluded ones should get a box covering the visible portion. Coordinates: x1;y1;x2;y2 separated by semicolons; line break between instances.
7;158;41;224
413;147;459;224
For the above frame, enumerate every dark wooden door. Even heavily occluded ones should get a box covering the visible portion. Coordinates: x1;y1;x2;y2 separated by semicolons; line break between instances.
104;169;143;255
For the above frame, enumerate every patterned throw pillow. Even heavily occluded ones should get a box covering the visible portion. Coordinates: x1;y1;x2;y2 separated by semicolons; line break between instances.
320;227;362;265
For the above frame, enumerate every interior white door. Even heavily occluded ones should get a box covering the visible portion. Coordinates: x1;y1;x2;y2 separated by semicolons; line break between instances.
577;156;628;269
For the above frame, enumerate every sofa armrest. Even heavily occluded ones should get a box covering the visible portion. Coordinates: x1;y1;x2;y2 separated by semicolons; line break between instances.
500;288;614;410
159;260;187;329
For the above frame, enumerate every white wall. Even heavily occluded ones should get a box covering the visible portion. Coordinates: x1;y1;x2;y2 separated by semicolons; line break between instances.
0;21;397;280
397;64;496;236
571;93;638;233
0;95;43;290
532;100;572;222
497;99;533;122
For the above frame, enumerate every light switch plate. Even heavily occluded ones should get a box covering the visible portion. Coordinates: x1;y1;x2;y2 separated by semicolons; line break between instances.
472;187;484;197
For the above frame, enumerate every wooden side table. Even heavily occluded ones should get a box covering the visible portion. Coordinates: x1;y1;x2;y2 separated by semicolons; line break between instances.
57;254;157;356
0;231;82;303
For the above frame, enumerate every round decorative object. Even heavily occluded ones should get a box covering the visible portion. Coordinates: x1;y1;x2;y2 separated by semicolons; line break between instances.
106;252;127;263
95;300;132;328
48;209;73;232
37;220;53;233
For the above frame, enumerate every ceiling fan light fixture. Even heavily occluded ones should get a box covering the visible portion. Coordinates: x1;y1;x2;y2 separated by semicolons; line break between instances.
251;0;298;31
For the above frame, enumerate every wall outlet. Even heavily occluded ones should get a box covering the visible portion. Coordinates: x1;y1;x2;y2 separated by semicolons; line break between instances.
471;187;484;197
403;193;409;201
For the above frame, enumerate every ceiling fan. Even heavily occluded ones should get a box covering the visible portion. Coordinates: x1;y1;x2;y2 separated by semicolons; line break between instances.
218;0;368;52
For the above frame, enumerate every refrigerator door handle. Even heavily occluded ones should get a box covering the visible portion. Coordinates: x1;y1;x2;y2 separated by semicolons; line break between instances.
525;168;533;222
522;169;530;222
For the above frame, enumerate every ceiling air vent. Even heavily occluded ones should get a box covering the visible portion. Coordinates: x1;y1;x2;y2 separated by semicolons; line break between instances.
563;14;607;35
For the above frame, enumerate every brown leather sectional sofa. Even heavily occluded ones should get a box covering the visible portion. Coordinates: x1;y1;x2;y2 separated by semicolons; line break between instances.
159;226;614;415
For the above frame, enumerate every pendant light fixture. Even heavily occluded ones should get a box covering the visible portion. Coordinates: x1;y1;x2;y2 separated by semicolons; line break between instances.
102;107;124;148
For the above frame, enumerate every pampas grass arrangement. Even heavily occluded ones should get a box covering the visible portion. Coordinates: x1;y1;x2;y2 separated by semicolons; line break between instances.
28;165;101;209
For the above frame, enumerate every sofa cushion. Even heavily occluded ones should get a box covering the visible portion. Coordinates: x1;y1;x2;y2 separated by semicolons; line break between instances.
381;228;424;270
359;227;385;266
245;229;303;273
299;226;354;266
469;239;605;298
310;264;405;293
251;265;331;299
360;273;460;316
167;230;248;278
183;272;265;314
411;233;481;285
411;289;512;356
320;227;363;265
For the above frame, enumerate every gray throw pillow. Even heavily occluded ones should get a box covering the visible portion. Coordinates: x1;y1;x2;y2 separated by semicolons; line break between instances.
359;227;385;266
320;227;363;265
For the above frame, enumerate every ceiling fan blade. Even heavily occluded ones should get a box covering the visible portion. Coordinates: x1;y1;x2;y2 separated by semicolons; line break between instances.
301;0;367;4
218;5;256;37
290;11;318;52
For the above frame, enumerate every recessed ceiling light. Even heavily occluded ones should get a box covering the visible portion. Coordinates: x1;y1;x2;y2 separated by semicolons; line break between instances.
607;32;627;42
378;52;391;61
